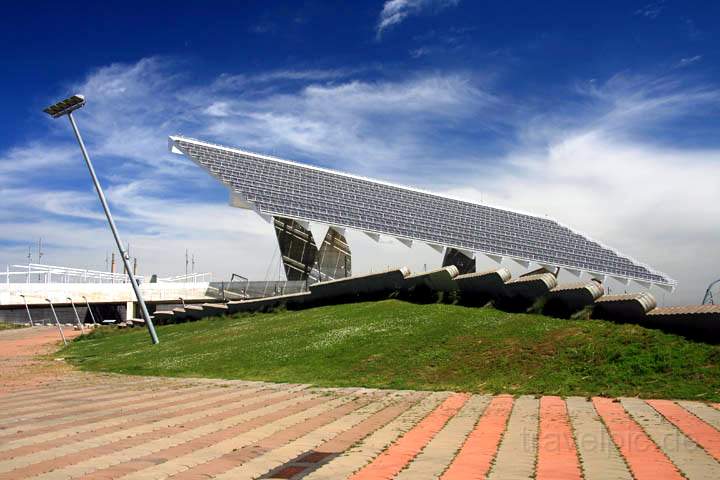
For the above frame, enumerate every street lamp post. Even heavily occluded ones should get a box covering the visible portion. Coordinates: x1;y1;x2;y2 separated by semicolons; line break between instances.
19;294;34;327
67;297;85;333
45;299;67;346
44;95;159;344
82;295;98;326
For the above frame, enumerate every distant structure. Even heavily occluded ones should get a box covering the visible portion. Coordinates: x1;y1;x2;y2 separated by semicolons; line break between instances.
169;136;675;290
703;278;720;305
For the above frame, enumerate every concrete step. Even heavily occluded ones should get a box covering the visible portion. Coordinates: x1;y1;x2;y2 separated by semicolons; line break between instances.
454;268;511;306
200;303;230;316
403;266;459;293
645;305;720;340
592;292;657;323
544;282;604;318
309;267;410;304
496;273;558;312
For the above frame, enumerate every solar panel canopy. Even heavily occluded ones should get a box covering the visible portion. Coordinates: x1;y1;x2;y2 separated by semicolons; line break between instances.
169;135;675;288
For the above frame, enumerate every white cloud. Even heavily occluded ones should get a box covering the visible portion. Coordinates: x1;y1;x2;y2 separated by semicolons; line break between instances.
410;46;432;58
443;74;720;305
200;74;499;173
0;143;76;178
212;69;360;91
677;55;703;68
635;1;666;19
376;0;460;38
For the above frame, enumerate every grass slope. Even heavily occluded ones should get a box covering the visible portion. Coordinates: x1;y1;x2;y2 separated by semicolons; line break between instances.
62;300;720;400
0;322;24;330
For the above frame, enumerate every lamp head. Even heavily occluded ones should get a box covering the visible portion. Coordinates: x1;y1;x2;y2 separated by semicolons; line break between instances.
43;94;85;118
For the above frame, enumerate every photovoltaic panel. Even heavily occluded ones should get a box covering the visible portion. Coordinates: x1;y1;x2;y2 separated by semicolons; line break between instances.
169;136;675;287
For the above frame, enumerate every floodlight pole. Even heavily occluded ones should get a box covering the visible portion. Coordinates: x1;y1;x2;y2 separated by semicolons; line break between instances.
46;299;67;346
67;297;85;333
19;294;34;327
82;296;98;326
65;112;159;344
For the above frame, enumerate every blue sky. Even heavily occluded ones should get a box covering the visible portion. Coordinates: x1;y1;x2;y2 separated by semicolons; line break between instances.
1;0;719;304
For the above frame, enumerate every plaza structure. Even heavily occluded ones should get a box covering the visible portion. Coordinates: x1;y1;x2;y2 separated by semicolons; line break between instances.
169;136;675;291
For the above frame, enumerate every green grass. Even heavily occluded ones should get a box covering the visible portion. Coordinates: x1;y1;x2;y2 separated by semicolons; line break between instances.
0;322;25;330
62;300;720;400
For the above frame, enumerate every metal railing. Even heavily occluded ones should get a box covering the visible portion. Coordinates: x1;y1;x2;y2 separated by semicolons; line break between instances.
2;264;145;284
156;272;212;283
0;264;213;285
208;280;308;300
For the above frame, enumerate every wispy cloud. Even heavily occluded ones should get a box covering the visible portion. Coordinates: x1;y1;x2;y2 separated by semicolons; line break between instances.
376;0;460;38
409;46;432;58
0;143;76;178
635;1;666;19
198;73;500;174
447;72;720;303
211;68;362;91
677;55;703;67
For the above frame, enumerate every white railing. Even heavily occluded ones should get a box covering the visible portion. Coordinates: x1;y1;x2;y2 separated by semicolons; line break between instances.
156;272;212;283
2;263;145;284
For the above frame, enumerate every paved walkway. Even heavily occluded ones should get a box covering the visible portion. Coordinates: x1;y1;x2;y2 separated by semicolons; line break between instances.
1;327;720;479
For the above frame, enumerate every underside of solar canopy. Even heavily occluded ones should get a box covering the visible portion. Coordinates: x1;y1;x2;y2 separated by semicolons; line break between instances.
168;135;676;290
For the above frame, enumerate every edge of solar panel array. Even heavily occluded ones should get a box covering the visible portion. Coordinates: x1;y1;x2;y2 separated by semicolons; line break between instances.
168;135;676;288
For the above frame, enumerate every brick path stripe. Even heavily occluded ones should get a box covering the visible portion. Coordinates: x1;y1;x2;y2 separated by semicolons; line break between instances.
180;397;374;479
0;383;191;426
397;395;491;480
647;399;720;461
303;393;439;480
593;397;682;480
108;395;351;480
566;397;632;480
0;387;308;478
13;390;318;480
0;376;165;405
0;381;86;400
0;386;268;459
487;395;538;480
0;378;129;402
0;385;211;441
0;383;115;410
78;393;326;480
219;397;400;480
536;396;582;480
621;397;720;479
0;384;139;419
440;395;512;480
348;392;469;480
291;396;421;478
676;401;720;431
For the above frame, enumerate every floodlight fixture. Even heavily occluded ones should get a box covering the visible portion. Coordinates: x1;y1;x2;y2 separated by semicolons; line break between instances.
43;94;159;344
43;94;85;118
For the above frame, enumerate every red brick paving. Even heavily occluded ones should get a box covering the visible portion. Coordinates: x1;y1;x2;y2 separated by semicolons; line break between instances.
2;328;720;479
648;399;720;461
81;393;326;480
441;394;513;480
171;397;370;479
2;391;316;480
348;393;469;480
594;397;683;480
536;396;582;480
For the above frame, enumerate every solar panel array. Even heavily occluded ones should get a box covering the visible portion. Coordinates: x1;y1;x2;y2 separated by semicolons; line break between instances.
170;136;675;287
